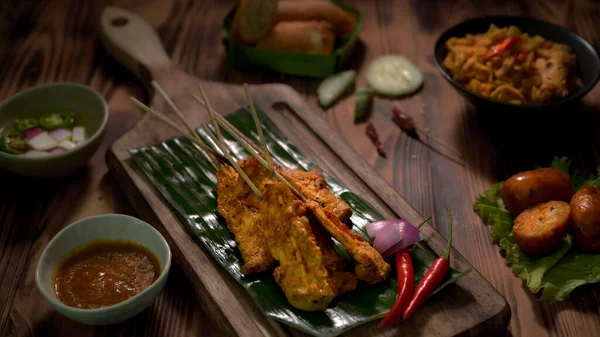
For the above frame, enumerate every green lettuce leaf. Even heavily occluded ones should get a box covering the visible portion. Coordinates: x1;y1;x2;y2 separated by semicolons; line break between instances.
580;168;600;190
539;252;600;301
549;156;572;176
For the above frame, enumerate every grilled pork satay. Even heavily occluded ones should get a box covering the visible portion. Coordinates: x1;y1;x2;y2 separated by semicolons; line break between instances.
216;165;275;274
306;202;391;284
216;157;353;275
309;221;357;296
260;182;336;311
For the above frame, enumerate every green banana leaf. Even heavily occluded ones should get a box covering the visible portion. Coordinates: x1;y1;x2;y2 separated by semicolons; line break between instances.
130;106;467;337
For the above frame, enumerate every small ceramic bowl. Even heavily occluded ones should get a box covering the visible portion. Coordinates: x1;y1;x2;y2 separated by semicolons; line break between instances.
0;83;108;178
35;214;171;325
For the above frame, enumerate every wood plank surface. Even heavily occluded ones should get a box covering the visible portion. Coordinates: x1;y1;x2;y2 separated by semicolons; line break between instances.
0;1;599;337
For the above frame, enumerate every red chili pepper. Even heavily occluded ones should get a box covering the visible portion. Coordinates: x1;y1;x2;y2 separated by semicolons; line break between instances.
378;248;414;327
516;50;528;62
402;208;454;320
391;106;416;132
483;36;520;60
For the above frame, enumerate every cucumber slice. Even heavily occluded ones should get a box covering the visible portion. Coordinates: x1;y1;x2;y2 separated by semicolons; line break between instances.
366;55;423;96
317;70;357;108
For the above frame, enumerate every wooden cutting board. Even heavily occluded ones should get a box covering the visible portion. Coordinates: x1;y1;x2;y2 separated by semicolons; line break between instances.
101;6;510;337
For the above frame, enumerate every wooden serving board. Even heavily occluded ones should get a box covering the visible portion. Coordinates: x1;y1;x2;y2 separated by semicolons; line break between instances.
101;6;510;337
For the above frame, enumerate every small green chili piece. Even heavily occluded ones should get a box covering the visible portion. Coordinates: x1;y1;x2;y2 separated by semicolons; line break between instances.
15;118;39;131
3;132;27;154
39;112;74;130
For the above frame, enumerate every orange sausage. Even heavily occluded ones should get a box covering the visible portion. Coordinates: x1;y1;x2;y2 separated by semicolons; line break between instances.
501;168;574;215
513;201;570;255
275;0;356;36
570;186;600;252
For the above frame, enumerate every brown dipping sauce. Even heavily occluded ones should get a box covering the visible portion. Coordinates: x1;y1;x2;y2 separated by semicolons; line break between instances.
54;240;161;309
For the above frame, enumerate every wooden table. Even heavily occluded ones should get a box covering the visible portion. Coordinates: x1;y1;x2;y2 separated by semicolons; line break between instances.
1;1;599;336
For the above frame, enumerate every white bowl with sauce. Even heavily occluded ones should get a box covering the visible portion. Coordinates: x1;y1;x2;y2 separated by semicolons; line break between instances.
35;214;172;325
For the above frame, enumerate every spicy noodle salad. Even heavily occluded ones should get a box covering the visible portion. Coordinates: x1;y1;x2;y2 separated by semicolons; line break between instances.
443;24;580;105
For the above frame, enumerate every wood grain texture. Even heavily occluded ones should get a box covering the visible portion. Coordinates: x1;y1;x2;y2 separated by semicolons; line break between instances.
0;0;599;337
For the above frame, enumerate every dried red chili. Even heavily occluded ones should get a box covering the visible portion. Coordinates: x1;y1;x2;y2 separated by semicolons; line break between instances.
365;122;386;158
391;106;416;132
390;106;465;167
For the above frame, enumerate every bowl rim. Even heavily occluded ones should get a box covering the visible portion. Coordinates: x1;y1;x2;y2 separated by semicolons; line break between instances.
35;214;172;314
433;15;600;108
0;82;109;160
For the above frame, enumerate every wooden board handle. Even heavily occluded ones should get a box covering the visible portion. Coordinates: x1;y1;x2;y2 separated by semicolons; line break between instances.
100;6;171;81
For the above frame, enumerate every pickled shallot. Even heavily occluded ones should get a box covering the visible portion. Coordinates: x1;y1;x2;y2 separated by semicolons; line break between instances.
1;112;87;156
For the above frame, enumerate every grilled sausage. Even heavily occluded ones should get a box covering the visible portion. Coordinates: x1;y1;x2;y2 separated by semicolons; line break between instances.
501;168;574;215
570;186;600;252
513;201;570;255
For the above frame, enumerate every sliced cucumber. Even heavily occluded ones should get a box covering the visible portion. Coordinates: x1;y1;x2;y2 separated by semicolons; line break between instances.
366;55;423;96
317;70;357;108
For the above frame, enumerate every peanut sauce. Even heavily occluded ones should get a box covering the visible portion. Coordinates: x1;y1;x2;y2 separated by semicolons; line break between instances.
54;240;160;309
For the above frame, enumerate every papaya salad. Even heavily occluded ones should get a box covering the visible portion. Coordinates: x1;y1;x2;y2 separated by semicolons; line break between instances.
443;24;579;104
1;112;87;157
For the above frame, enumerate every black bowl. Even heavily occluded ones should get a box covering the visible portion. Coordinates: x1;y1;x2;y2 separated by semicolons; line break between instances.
434;16;600;114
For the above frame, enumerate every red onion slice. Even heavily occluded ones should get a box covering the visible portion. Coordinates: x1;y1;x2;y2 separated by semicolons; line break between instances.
25;128;43;139
366;219;409;238
373;222;403;254
370;220;422;257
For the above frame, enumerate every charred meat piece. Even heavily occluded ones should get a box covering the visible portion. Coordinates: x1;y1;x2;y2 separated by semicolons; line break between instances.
282;167;353;222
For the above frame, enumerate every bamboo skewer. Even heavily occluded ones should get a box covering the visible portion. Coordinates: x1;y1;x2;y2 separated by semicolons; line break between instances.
193;89;306;202
152;81;197;138
244;84;274;175
192;94;262;153
151;81;221;167
201;107;307;202
129;97;227;165
198;85;264;199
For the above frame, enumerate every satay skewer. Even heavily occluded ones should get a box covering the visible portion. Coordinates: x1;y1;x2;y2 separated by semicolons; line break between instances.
129;97;263;199
129;98;224;163
151;80;221;167
193;94;261;153
198;85;264;199
244;84;275;175
193;91;306;202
